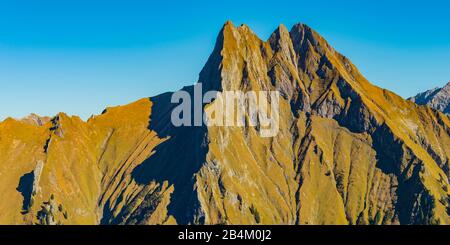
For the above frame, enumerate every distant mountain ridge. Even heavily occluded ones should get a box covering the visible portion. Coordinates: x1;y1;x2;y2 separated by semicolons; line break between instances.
0;21;449;225
409;82;450;114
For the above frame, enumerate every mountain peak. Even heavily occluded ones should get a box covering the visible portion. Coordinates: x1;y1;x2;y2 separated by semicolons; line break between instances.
1;21;450;225
20;113;51;126
276;23;289;33
410;81;450;114
223;19;233;26
221;20;236;33
269;24;290;43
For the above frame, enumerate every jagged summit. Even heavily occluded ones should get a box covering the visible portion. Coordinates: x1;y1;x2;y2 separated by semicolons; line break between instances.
19;113;50;126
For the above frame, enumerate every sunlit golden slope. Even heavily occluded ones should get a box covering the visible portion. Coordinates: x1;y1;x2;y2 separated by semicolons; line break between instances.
0;21;449;224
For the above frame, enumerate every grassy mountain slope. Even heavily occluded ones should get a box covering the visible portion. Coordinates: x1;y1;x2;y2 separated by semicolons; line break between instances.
0;21;449;225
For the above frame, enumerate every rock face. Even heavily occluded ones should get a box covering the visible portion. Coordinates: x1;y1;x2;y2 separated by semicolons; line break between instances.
409;82;450;114
1;21;450;225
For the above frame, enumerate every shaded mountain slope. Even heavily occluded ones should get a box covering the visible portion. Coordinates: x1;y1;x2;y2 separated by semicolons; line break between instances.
0;21;449;225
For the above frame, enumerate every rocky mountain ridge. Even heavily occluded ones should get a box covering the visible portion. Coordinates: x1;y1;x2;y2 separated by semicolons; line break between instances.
409;82;450;114
0;21;449;225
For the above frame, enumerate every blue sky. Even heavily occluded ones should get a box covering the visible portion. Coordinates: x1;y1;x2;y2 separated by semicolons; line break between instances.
1;0;449;120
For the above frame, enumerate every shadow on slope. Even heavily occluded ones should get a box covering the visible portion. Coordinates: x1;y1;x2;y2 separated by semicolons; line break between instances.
131;85;209;224
16;170;34;214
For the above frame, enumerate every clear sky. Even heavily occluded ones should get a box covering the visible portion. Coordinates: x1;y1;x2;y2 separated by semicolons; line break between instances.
1;0;449;120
